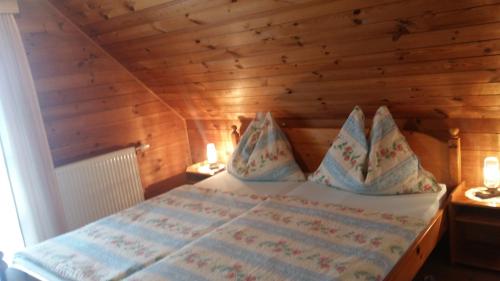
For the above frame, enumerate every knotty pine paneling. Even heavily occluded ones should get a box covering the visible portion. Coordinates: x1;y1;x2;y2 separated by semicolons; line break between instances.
48;0;500;119
15;0;191;190
45;0;500;187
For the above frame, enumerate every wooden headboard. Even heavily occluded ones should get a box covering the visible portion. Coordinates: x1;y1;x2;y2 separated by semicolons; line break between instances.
235;121;462;190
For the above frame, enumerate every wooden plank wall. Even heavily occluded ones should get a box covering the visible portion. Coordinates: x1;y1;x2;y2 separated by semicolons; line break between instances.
43;0;500;187
15;0;191;190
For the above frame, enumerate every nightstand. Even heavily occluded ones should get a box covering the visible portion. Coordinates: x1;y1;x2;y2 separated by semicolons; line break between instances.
449;184;500;271
186;162;225;184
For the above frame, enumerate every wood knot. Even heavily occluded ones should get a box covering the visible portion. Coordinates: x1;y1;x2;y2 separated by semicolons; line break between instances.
392;19;412;41
353;18;363;25
312;71;323;78
434;108;448;118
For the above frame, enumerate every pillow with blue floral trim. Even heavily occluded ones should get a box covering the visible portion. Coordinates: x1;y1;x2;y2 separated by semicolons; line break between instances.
309;106;440;195
227;112;305;181
308;106;369;192
364;106;440;194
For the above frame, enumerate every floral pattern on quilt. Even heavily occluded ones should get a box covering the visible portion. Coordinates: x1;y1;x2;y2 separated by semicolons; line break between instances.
227;112;305;181
13;185;265;281
123;196;426;281
309;106;440;195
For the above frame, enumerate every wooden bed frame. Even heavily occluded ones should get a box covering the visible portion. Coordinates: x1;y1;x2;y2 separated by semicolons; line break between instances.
2;125;462;281
385;128;462;281
238;119;463;281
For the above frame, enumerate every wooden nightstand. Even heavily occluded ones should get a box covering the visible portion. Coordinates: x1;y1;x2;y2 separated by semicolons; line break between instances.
186;162;225;184
449;184;500;271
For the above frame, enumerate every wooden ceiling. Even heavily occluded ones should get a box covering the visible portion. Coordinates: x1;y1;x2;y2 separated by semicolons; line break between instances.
47;0;500;120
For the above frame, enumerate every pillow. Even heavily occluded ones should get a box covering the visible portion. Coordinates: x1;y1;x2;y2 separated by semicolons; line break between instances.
309;106;440;195
365;106;440;194
227;112;305;181
308;106;368;192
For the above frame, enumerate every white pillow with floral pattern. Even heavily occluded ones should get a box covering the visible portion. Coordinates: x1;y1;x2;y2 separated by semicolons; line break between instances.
308;106;369;192
227;112;305;181
365;106;440;194
309;106;440;195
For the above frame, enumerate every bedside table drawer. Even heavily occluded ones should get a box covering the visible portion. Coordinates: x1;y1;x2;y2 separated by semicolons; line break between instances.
454;205;500;227
456;221;500;245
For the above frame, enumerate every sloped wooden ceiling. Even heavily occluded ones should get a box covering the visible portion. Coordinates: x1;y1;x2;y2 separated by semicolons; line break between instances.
47;0;500;120
16;0;191;190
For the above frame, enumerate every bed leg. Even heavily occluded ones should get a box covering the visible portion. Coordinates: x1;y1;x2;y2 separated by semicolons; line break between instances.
0;251;7;281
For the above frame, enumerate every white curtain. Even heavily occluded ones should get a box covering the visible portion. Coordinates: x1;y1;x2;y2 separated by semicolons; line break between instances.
0;14;66;247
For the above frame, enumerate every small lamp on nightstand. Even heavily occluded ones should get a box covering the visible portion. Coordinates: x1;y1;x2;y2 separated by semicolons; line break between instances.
206;143;218;169
192;143;224;176
483;156;500;191
468;156;500;202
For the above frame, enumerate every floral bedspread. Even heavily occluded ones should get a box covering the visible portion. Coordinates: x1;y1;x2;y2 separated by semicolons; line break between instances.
13;185;265;281
124;196;426;281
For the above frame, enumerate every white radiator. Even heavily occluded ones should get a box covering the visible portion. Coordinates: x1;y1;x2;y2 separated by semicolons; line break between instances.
55;147;144;231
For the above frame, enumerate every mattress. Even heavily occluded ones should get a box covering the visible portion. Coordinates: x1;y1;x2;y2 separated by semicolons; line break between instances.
14;173;445;281
194;171;304;196
287;181;447;223
196;171;445;222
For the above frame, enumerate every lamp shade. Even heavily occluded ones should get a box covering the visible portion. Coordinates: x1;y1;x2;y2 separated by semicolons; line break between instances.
483;156;500;188
206;143;218;164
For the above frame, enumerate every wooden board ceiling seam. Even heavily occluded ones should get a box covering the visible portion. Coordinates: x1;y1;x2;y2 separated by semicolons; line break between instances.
42;0;194;164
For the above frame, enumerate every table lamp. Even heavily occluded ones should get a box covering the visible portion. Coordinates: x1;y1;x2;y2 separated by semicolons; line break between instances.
206;143;218;169
474;156;500;199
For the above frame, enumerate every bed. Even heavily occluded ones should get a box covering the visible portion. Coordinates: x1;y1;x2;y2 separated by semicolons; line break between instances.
9;126;462;281
119;127;461;281
283;126;463;281
284;126;463;281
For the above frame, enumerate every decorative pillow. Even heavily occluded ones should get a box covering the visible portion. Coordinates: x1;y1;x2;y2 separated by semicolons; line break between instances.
365;106;440;194
227;112;305;181
308;106;369;192
309;106;440;195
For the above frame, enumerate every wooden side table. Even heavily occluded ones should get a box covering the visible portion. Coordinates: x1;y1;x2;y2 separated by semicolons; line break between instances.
449;184;500;271
186;162;225;184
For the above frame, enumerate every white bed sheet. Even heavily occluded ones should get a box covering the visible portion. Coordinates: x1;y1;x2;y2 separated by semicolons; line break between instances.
287;181;447;223
194;171;303;196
